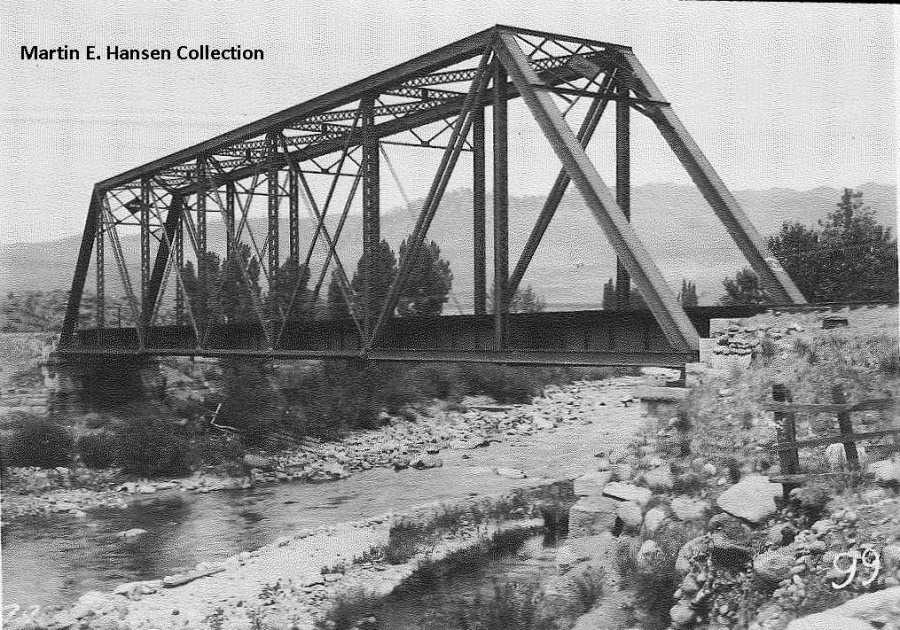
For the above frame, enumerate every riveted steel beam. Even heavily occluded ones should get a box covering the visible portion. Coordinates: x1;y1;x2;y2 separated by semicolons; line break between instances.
618;50;806;305
493;30;699;352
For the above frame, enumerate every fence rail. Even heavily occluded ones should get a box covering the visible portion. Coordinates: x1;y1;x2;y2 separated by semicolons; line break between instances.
766;383;899;491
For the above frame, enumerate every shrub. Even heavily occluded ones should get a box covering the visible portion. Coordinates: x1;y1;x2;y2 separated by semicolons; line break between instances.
2;414;73;468
219;358;282;445
77;432;117;468
190;434;246;474
461;364;539;404
114;417;191;477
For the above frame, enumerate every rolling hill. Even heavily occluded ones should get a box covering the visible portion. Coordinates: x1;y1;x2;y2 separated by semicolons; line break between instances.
1;182;894;309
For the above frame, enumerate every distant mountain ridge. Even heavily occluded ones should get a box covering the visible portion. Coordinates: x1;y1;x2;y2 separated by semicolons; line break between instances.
2;182;895;308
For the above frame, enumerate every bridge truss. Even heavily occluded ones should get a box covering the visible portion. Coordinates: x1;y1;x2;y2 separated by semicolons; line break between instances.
58;25;805;367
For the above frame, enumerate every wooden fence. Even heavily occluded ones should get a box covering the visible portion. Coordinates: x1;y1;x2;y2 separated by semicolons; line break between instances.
763;383;899;492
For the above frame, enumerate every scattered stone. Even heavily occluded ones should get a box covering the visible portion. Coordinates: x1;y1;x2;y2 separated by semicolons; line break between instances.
616;501;644;530
643;507;667;536
602;482;652;508
118;528;148;540
569;496;619;537
671;497;709;523
644;466;674;491
636;540;660;570
495;467;526;479
755;549;795;584
242;454;275;470
676;536;708;575
716;475;781;523
670;601;696;627
573;470;613;497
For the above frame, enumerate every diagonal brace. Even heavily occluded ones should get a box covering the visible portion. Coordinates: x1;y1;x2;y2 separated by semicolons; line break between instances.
493;31;699;352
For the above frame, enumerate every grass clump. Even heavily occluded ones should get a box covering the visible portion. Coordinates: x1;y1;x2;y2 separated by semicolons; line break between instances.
1;413;73;468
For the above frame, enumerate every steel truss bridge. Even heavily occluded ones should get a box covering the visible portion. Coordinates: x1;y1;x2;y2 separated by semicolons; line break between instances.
58;26;805;367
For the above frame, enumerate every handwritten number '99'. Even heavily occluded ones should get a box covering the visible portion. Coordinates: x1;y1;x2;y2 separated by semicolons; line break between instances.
831;546;881;589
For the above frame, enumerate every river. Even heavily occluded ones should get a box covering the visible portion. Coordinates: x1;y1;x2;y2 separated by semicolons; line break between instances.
2;378;642;613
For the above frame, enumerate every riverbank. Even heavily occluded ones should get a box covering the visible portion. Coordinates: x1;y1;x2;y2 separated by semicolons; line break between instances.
0;376;647;523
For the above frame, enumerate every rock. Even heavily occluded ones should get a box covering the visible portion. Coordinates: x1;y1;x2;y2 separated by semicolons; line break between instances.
568;496;619;537
118;528;147;540
644;467;674;491
555;545;588;573
825;443;869;470
754;549;795;584
243;454;275;470
707;513;753;546
670;602;696;627
716;475;781;523
72;591;112;620
616;501;644;530
869;459;900;485
636;540;661;570
574;470;613;497
643;507;667;536
602;482;652;508
412;456;442;470
495;467;526;479
671;497;710;522
392;457;410;470
676;536;708;574
785;615;874;630
113;580;160;600
702;463;717;476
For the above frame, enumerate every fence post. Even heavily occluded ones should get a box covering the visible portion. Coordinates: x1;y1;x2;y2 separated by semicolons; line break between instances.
831;384;860;471
773;383;800;495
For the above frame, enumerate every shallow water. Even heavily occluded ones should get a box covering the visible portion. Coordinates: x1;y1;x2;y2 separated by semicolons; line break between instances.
376;535;562;630
2;380;640;612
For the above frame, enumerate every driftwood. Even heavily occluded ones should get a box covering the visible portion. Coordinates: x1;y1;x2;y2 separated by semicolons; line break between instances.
162;566;225;588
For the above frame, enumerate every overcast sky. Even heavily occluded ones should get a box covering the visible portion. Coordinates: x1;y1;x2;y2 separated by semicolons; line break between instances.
0;1;896;244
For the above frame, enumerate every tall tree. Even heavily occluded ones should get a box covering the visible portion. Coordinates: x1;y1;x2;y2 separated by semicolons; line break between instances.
217;244;261;324
487;284;546;314
678;279;698;308
763;188;897;303
267;255;311;323
350;239;397;320
326;271;349;319
720;267;767;305
396;239;453;317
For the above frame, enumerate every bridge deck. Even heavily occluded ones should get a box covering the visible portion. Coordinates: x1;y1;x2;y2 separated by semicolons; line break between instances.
58;306;764;367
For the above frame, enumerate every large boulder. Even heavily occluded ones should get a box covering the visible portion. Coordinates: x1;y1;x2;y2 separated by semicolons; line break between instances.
785;587;900;629
716;475;781;524
569;496;619;537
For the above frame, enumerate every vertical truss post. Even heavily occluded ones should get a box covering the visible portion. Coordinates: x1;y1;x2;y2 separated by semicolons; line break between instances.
225;182;236;256
619;50;805;305
492;61;509;351
196;160;208;325
96;220;105;328
615;80;631;309
361;96;380;331
145;194;184;326
267;136;280;279
175;217;184;325
473;106;487;315
288;168;299;263
493;31;698;352
506;71;616;300
140;178;151;326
